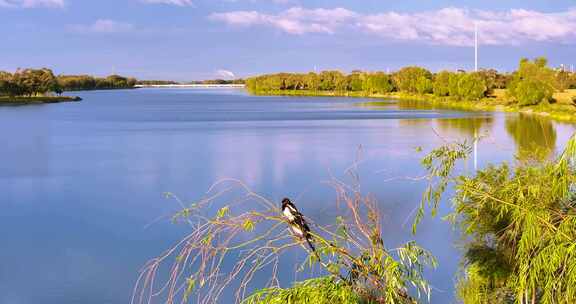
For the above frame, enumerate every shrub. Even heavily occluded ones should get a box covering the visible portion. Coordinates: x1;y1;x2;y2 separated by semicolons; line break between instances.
455;73;487;101
422;133;576;304
363;72;392;94
507;57;556;106
346;73;364;92
510;79;553;106
392;66;432;93
243;277;362;304
134;176;436;304
433;71;453;97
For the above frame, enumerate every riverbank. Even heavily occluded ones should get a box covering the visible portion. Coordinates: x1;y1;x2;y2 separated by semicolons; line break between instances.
62;87;137;92
0;95;82;105
250;89;576;123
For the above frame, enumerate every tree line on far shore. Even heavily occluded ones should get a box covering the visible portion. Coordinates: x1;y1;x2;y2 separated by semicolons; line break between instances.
136;79;246;86
188;79;245;85
58;74;137;91
246;57;576;106
0;67;249;98
0;68;137;98
136;80;179;86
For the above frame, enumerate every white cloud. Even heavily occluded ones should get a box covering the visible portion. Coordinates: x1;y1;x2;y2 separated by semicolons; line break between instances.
224;0;296;3
141;0;293;6
141;0;193;6
216;69;236;78
69;19;134;33
0;0;64;8
356;7;576;46
210;6;576;46
210;7;356;34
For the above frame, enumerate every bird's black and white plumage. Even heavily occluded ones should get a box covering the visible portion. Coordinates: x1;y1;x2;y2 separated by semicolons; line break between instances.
281;198;315;252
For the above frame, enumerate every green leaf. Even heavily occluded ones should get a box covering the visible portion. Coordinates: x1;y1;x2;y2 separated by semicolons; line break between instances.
184;277;196;301
216;206;230;219
242;219;255;232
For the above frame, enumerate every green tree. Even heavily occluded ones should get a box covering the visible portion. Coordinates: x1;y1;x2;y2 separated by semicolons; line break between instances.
433;71;453;97
415;75;433;94
448;73;464;98
475;69;510;94
305;72;320;91
346;72;364;92
318;71;345;91
555;70;571;92
507;57;556;106
363;72;392;95
512;79;554;106
57;74;136;91
455;73;487;101
392;66;432;93
10;68;58;96
0;71;13;96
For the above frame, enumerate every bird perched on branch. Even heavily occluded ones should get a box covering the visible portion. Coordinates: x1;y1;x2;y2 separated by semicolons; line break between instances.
281;198;315;252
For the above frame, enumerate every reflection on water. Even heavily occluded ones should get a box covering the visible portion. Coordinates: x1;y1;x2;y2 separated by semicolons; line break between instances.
398;118;435;128
0;89;574;304
436;116;494;138
505;114;557;161
358;100;440;111
397;99;437;110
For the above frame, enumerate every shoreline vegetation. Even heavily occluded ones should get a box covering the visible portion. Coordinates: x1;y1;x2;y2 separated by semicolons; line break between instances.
251;89;576;122
0;95;81;104
0;68;248;105
245;57;576;123
0;68;139;105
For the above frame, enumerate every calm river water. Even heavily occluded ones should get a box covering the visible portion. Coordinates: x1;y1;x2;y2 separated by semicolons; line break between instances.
0;89;574;303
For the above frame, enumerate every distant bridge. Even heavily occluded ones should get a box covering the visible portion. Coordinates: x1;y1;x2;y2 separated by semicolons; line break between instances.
135;84;245;88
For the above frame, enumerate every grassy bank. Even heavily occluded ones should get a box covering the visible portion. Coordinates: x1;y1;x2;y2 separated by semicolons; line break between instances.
251;89;576;123
0;95;82;105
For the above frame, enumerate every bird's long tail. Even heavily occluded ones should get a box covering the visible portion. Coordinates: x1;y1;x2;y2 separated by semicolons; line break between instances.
305;236;316;253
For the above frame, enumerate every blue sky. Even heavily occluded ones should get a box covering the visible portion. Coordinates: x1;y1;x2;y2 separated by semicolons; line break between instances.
1;0;575;81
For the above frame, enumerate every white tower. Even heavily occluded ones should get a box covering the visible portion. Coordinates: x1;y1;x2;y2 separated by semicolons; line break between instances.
474;23;478;72
473;22;479;171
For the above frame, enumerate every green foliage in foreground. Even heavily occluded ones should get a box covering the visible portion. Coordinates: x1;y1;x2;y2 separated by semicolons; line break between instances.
242;277;365;304
418;132;576;303
451;147;576;304
137;172;436;304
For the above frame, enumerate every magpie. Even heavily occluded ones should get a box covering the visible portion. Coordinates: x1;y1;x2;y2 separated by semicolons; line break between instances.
281;198;315;252
282;198;354;285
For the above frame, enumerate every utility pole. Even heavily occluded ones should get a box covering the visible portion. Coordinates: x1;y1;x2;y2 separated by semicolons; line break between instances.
474;22;478;72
